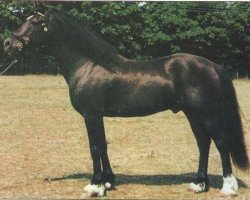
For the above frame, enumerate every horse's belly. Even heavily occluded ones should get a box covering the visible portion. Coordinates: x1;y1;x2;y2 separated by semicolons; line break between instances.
104;88;173;117
104;106;169;117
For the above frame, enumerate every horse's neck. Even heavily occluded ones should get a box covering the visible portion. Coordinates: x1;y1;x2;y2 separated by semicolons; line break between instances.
49;40;132;83
52;36;128;60
49;42;87;82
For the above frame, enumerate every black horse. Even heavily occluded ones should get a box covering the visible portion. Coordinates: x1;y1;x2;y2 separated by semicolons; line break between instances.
4;8;249;197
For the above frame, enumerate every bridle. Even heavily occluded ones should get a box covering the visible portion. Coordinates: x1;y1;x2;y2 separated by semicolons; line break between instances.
13;11;48;51
0;12;48;75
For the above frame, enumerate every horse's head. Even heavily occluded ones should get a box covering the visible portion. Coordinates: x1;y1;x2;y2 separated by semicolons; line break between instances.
4;11;50;56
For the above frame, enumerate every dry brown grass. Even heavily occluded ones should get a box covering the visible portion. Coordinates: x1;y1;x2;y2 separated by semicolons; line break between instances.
0;75;249;199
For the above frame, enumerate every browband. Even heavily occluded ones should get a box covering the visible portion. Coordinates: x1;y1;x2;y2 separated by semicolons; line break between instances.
26;12;45;21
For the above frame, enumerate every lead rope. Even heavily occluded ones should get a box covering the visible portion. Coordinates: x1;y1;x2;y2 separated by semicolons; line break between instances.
0;58;18;75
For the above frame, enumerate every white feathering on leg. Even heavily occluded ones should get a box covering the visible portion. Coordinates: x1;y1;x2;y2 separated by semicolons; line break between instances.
220;174;238;196
83;183;106;197
104;182;111;190
188;182;206;193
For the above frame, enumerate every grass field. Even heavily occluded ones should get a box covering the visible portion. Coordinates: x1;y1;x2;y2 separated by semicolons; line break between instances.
0;75;249;199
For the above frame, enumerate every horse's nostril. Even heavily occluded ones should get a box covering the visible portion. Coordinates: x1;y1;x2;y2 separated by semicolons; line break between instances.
4;39;11;48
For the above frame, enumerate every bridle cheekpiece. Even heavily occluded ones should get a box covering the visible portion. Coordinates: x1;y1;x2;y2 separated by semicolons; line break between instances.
12;11;48;51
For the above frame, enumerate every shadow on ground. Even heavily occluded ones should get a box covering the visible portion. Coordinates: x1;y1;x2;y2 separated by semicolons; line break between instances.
49;172;247;189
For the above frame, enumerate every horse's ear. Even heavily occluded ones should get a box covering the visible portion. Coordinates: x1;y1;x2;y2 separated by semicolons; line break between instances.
33;1;46;13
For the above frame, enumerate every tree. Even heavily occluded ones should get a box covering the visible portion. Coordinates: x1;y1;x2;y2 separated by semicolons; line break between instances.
0;1;249;77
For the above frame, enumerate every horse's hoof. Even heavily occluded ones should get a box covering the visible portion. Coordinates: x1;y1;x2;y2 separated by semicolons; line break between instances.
188;182;207;193
82;183;106;198
220;189;237;197
220;186;237;197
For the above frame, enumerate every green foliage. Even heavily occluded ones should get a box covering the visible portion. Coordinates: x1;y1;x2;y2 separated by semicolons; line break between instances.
0;1;249;77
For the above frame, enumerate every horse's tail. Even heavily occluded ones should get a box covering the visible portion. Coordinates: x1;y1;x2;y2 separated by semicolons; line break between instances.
216;65;249;171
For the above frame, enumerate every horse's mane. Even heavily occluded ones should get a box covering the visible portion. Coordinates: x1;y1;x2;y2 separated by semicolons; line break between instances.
48;9;121;67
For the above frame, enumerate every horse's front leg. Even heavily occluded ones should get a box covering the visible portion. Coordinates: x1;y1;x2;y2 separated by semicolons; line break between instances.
82;114;114;198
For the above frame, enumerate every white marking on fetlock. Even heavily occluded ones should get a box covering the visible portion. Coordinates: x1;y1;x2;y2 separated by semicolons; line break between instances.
83;183;106;197
220;174;238;196
104;182;111;190
188;182;206;193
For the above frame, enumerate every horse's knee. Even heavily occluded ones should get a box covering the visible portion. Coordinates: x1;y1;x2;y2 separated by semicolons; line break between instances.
90;145;102;158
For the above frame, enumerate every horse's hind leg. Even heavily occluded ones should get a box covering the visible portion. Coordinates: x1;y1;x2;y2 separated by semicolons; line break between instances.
185;111;211;193
203;118;238;196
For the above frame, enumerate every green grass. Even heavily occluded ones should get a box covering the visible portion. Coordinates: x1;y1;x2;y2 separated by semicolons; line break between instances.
0;75;249;199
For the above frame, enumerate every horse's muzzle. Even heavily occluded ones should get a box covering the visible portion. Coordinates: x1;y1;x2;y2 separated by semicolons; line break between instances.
3;37;23;56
